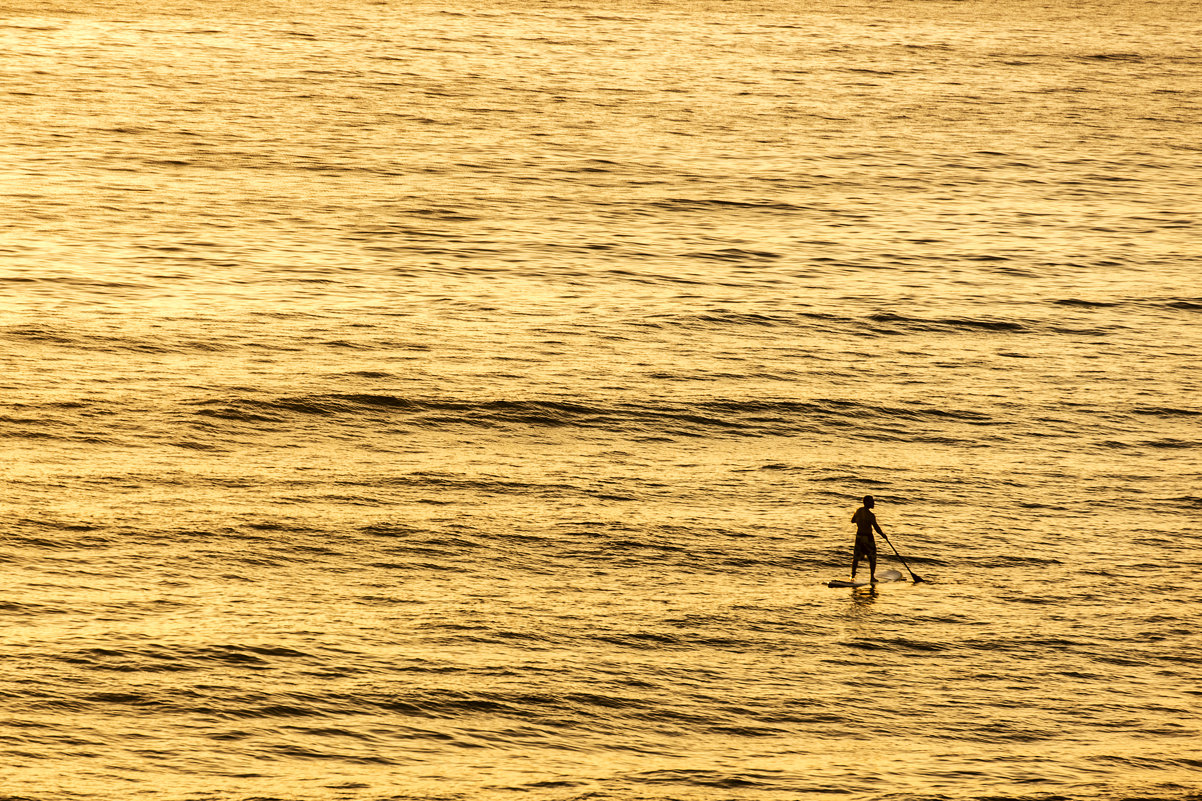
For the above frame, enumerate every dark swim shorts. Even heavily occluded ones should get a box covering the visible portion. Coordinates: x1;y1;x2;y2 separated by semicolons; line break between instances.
854;533;876;559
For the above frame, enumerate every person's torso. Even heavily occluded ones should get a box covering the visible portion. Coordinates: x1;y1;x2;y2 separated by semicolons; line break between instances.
853;507;875;535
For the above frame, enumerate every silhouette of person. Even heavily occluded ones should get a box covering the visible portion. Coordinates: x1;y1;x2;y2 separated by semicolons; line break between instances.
851;495;884;583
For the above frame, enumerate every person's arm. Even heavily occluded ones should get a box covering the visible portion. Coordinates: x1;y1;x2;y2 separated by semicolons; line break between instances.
873;516;884;535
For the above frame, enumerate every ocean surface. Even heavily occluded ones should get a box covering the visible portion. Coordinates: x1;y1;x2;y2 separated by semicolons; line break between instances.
1;0;1200;799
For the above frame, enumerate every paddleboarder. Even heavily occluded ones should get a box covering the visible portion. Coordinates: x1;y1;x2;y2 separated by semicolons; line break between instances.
850;495;884;583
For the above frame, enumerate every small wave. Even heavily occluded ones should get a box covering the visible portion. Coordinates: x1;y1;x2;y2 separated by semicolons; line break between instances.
868;312;1026;333
629;768;778;788
679;248;782;262
641;310;792;328
1130;406;1201;417
0;600;68;615
57;643;314;675
1053;298;1121;308
1090;754;1202;771
596;632;685;650
1080;52;1145;62
3;325;77;345
845;637;949;653
651;198;805;212
339;370;395;379
170;440;225;451
381;471;578;496
194;394;423;423
988;555;1064;567
3;325;228;354
190;393;1008;442
376;688;649;720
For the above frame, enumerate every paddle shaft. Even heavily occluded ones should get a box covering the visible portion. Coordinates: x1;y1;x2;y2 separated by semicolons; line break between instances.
880;531;923;583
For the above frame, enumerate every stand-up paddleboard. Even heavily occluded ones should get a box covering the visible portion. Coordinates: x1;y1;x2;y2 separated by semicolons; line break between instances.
827;569;903;588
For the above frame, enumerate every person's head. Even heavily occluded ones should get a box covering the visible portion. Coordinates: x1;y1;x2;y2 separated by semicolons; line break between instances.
862;495;874;508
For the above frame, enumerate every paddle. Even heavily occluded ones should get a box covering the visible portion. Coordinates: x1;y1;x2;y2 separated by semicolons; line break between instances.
880;531;924;583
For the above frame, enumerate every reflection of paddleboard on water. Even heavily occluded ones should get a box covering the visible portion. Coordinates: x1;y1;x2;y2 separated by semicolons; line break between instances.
827;568;903;588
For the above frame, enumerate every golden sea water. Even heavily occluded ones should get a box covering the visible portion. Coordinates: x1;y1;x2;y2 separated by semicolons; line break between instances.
1;0;1200;799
